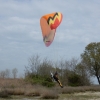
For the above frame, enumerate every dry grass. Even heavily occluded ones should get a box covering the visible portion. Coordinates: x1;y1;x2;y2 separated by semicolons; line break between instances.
61;85;100;94
62;86;85;94
0;78;100;99
59;92;100;100
0;78;25;88
41;89;59;99
6;88;24;95
0;90;9;98
24;85;42;96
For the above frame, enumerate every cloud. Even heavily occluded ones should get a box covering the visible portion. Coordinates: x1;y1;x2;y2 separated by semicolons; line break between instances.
0;0;100;81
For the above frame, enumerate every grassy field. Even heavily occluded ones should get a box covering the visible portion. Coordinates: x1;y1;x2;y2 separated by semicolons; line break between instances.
59;92;100;100
0;78;100;100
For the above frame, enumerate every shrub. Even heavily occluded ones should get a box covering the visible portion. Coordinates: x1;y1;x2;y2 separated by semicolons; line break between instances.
68;73;82;86
0;90;10;98
25;74;55;87
42;77;55;87
42;81;55;87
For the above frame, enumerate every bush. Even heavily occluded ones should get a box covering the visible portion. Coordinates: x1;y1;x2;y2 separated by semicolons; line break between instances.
68;73;82;86
42;77;55;87
42;81;55;87
0;90;10;98
25;74;55;87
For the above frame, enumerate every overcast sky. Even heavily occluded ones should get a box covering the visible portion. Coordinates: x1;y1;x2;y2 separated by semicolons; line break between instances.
0;0;100;83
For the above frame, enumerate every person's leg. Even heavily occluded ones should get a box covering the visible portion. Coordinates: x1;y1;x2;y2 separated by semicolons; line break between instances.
57;80;63;88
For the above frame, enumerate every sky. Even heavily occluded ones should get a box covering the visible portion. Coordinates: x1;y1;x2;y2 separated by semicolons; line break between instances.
0;0;100;83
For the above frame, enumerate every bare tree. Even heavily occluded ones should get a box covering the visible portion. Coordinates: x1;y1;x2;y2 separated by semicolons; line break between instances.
25;54;41;76
68;58;79;71
0;71;6;78
37;58;54;76
5;69;10;78
12;68;18;79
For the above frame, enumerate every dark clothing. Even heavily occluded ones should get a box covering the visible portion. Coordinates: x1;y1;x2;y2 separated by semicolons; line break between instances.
53;75;59;81
53;72;63;88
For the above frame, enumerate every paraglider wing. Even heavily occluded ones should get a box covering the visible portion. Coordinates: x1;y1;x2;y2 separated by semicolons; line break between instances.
40;12;63;47
43;29;55;47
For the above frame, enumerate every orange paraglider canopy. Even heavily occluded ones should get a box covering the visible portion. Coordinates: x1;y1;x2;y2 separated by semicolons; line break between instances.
40;12;63;47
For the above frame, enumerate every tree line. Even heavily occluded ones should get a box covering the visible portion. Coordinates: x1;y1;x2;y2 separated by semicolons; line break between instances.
1;42;100;87
25;55;91;86
0;68;18;79
25;42;100;86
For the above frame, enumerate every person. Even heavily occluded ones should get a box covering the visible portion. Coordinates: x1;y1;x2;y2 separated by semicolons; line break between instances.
51;71;63;88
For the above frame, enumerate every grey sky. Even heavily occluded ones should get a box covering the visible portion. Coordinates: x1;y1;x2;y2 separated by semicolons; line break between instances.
0;0;100;83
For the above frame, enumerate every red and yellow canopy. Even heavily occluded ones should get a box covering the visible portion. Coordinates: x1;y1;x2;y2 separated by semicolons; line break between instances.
40;12;63;47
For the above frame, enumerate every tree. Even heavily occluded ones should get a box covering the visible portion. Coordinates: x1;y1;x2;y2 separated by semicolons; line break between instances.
0;71;6;78
37;58;54;77
75;62;91;85
5;69;10;78
12;68;18;79
25;54;41;76
56;58;79;86
81;42;100;84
